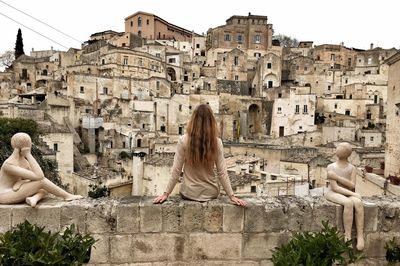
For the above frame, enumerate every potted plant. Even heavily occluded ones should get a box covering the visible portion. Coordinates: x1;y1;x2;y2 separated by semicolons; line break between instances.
0;220;96;265
365;165;373;173
271;221;362;266
388;175;400;186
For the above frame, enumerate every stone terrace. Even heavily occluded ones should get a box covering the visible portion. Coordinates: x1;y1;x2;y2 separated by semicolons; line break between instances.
1;196;399;265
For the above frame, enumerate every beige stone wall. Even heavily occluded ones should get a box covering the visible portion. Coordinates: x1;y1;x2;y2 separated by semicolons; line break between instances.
1;196;397;265
41;132;74;174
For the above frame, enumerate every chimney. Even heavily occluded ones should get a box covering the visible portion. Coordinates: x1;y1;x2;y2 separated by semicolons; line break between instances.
248;12;251;16
235;160;242;174
340;42;344;46
370;43;374;50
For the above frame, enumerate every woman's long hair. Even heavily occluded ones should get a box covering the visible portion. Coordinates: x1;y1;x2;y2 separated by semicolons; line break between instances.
185;104;219;168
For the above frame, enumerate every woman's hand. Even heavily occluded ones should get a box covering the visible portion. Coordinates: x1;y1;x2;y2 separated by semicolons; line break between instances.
229;195;247;206
153;192;169;204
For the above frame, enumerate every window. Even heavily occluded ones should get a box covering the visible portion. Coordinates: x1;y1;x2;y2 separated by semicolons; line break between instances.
331;54;336;61
160;125;166;132
237;34;243;43
234;56;239;66
137;139;142;147
303;105;308;114
168;58;176;63
123;56;128;65
334;103;338;109
147;19;149;25
224;33;231;41
254;53;261;58
370;136;374;141
347;58;352;66
277;107;282;113
179;126;183;135
295;105;300;114
235;75;239;81
254;35;261;43
374;95;378;104
102;59;105;65
53;143;58;152
80;86;84;93
179;104;182;111
138;17;142;27
103;87;108;94
251;186;256;193
349;94;352;99
138;30;141;37
278;93;282;98
21;69;28;79
156;81;160;89
130;21;133;27
328;85;331;90
345;110;350;115
196;44;200;48
368;57;372;65
156;53;160;58
299;126;303;130
268;81;273;88
267;63;272;69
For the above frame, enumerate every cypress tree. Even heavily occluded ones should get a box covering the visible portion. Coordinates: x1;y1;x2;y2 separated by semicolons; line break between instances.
14;28;25;59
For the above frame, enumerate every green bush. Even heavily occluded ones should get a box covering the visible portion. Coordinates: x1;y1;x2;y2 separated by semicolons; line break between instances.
0;220;96;265
88;183;110;198
271;221;362;266
385;237;400;263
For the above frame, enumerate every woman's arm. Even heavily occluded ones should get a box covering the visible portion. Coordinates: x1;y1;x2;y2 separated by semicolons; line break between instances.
153;137;185;204
215;139;246;206
21;147;44;180
330;179;360;198
2;162;44;181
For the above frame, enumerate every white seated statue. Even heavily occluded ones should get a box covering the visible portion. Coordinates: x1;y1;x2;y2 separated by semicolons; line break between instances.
0;132;83;207
325;142;364;250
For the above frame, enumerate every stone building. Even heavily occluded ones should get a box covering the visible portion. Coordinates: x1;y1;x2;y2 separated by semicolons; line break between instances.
124;11;201;41
385;51;400;178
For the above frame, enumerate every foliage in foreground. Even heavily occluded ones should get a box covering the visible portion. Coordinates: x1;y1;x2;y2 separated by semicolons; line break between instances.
271;221;362;266
0;220;96;265
385;237;400;263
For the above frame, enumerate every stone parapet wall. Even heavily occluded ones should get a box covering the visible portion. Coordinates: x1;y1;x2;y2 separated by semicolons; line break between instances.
1;196;399;265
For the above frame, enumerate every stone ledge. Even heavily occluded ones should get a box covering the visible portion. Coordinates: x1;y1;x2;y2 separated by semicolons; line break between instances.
0;195;399;265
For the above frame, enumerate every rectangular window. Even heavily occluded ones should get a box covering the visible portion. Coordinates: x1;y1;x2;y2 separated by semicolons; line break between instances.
179;104;182;111
254;35;261;43
224;33;231;41
160;125;166;132
277;107;282;113
331;54;335;61
254;53;261;58
80;86;84;93
237;34;243;43
267;63;272;69
234;75;239;81
295;105;300;114
370;136;374;141
156;53;161;58
268;81;273;88
196;44;200;48
179;126;183;135
123;56;128;65
345;110;350;115
303;105;308;114
348;58;352;66
156;81;160;89
234;56;239;66
147;19;149;25
53;143;58;152
168;58;176;63
103;87;108;94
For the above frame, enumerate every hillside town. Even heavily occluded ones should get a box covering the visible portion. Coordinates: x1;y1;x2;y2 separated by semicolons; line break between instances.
1;11;400;199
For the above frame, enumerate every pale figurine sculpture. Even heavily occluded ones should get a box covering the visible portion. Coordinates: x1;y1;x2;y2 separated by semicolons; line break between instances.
325;142;364;250
0;132;83;207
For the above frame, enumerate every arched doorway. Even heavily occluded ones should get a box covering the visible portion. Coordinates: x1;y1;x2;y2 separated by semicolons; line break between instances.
248;104;262;135
166;67;176;81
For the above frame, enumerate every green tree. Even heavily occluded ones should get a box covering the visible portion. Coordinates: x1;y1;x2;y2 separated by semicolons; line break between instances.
14;28;25;59
273;34;299;48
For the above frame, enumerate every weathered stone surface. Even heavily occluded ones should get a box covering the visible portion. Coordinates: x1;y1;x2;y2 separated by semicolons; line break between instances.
132;234;185;262
223;205;244;232
11;202;62;232
243;233;290;259
378;202;400;232
116;203;139;233
86;201;116;234
365;232;400;258
188;233;242;260
244;205;267;232
203;204;223;232
0;204;12;233
61;202;89;232
183;202;204;232
110;235;133;262
260;259;274;266
286;201;313;232
89;234;110;263
140;203;162;233
162;202;184;233
363;203;378;232
311;198;337;230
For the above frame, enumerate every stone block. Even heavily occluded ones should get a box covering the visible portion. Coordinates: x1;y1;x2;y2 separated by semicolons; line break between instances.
132;234;185;262
60;203;89;233
140;203;162;233
364;203;378;232
203;204;223;232
183;202;204;232
264;206;288;232
260;259;274;266
378;202;400;232
286;202;313;232
311;199;337;231
162;203;183;233
243;233;290;259
110;235;133;263
89;234;110;263
223;205;244;232
365;232;400;258
86;202;116;234
188;233;241;260
244;205;267;232
11;203;61;233
116;203;139;233
0;204;12;233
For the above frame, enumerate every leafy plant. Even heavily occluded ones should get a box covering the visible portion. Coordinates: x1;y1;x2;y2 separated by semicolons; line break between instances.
271;221;362;266
0;220;96;265
88;182;110;198
385;237;400;263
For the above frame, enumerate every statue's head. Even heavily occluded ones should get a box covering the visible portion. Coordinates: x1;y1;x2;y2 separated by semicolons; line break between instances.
11;132;32;149
336;142;352;159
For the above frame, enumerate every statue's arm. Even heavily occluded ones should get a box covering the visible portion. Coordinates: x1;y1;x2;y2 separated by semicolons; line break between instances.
22;149;45;180
330;179;360;198
2;162;44;181
327;170;355;190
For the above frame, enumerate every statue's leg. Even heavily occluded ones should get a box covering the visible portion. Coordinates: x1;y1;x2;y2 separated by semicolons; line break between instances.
19;178;82;201
26;189;47;207
325;191;354;241
349;196;364;250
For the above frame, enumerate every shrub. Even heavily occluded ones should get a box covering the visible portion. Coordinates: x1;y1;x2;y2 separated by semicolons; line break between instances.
88;183;110;198
385;237;400;263
0;220;96;265
271;221;362;266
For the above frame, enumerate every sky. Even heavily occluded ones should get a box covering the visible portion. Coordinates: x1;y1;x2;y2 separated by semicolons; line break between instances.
0;0;399;57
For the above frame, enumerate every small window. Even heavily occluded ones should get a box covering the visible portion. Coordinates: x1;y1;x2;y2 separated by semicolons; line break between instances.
268;81;273;88
234;56;239;66
345;110;350;115
179;126;183;135
328;85;331;90
130;21;133;27
123;56;128;65
277;107;282;113
235;75;239;81
334;103;338;109
160;125;166;132
237;34;243;43
179;104;182;111
103;87;108;94
53;143;58;152
196;44;200;48
267;63;272;69
156;81;160;89
370;136;374;141
251;186;256;193
102;59;105;65
168;58;176;63
138;17;142;27
80;86;84;93
331;54;335;61
278;93;282;98
146;19;149;25
254;35;261;43
303;105;308;114
295;105;300;114
224;33;231;41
